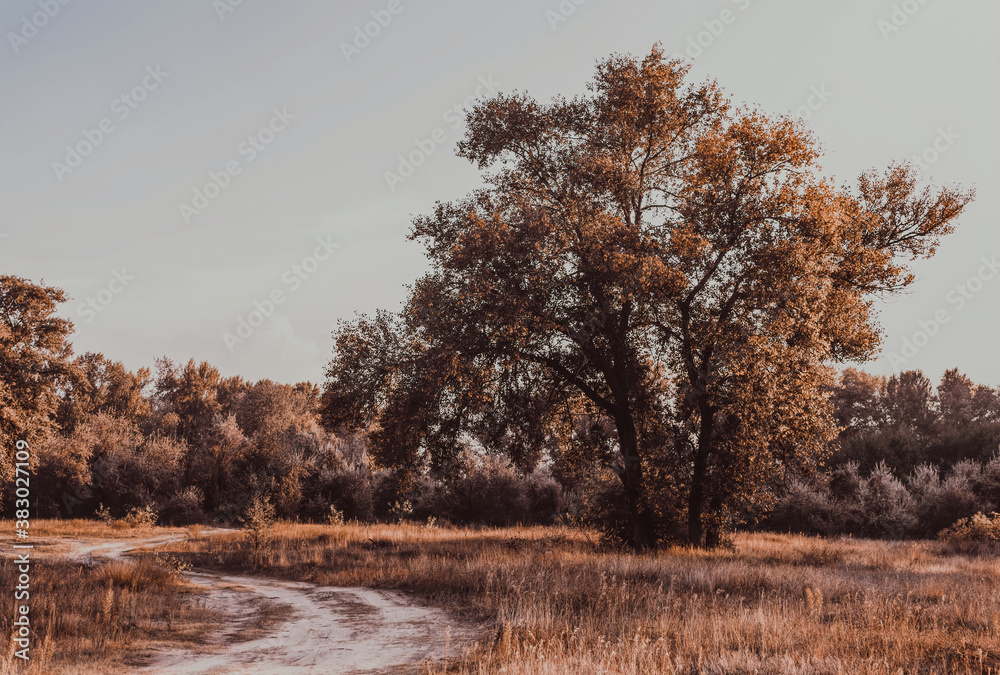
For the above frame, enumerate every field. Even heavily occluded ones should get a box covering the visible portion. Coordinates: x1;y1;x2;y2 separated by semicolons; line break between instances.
3;519;998;673
151;522;1000;674
0;520;219;674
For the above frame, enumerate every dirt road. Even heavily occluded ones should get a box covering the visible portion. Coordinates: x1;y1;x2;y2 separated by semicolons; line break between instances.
64;532;475;674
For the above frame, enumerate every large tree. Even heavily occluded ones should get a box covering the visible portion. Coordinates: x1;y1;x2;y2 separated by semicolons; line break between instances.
1;275;74;487
322;47;973;548
56;352;152;433
153;357;223;446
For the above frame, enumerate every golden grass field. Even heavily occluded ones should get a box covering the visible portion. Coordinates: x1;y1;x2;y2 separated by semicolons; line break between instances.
3;519;1000;673
158;522;1000;674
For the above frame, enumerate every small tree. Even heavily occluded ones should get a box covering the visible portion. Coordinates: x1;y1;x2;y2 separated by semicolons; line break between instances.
240;495;276;565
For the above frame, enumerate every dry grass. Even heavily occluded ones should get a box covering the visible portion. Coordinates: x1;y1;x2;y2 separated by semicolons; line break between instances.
160;522;1000;674
0;518;186;541
0;522;220;674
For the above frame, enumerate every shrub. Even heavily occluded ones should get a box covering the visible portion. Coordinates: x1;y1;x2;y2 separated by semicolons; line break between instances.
33;430;94;517
908;463;940;502
390;499;414;522
123;505;158;528
975;454;1000;508
825;462;866;533
158;487;206;526
407;474;451;522
933;462;983;525
909;461;984;536
95;503;114;525
273;471;304;519
446;453;530;526
81;420;187;515
828;461;863;501
579;470;635;548
327;505;345;526
939;511;1000;553
767;478;836;535
857;463;916;538
908;463;942;536
525;465;564;525
304;464;374;522
372;470;409;521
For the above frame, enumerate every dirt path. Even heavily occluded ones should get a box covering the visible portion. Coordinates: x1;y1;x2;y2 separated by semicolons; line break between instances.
62;532;476;674
64;532;191;563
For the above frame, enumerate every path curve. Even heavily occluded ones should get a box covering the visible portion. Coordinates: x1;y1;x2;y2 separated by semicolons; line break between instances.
61;532;476;674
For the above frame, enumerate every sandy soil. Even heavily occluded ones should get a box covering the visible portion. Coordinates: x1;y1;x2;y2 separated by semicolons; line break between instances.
60;532;477;674
64;532;191;563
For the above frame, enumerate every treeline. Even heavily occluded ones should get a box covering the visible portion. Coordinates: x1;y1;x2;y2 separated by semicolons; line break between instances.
27;353;1000;537
23;353;560;526
831;368;1000;474
0;275;565;527
767;459;1000;538
766;368;1000;538
3;276;999;536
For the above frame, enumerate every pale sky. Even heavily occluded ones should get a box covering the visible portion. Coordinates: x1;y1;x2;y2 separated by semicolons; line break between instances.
1;0;997;386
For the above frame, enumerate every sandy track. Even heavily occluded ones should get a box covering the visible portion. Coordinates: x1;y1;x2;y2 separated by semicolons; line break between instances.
64;532;191;563
144;572;470;674
62;533;476;674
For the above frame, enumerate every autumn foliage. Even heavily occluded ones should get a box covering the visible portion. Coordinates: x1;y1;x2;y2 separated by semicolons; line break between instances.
320;46;974;548
0;49;983;552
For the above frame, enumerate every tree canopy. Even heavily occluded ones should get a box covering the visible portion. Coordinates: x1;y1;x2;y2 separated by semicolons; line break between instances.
330;47;971;547
1;275;75;485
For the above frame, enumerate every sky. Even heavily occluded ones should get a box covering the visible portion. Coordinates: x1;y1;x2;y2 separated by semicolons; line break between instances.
1;0;997;387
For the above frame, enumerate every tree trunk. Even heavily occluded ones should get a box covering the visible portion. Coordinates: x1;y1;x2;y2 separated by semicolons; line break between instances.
614;409;657;551
704;493;724;548
687;403;715;546
687;454;707;546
